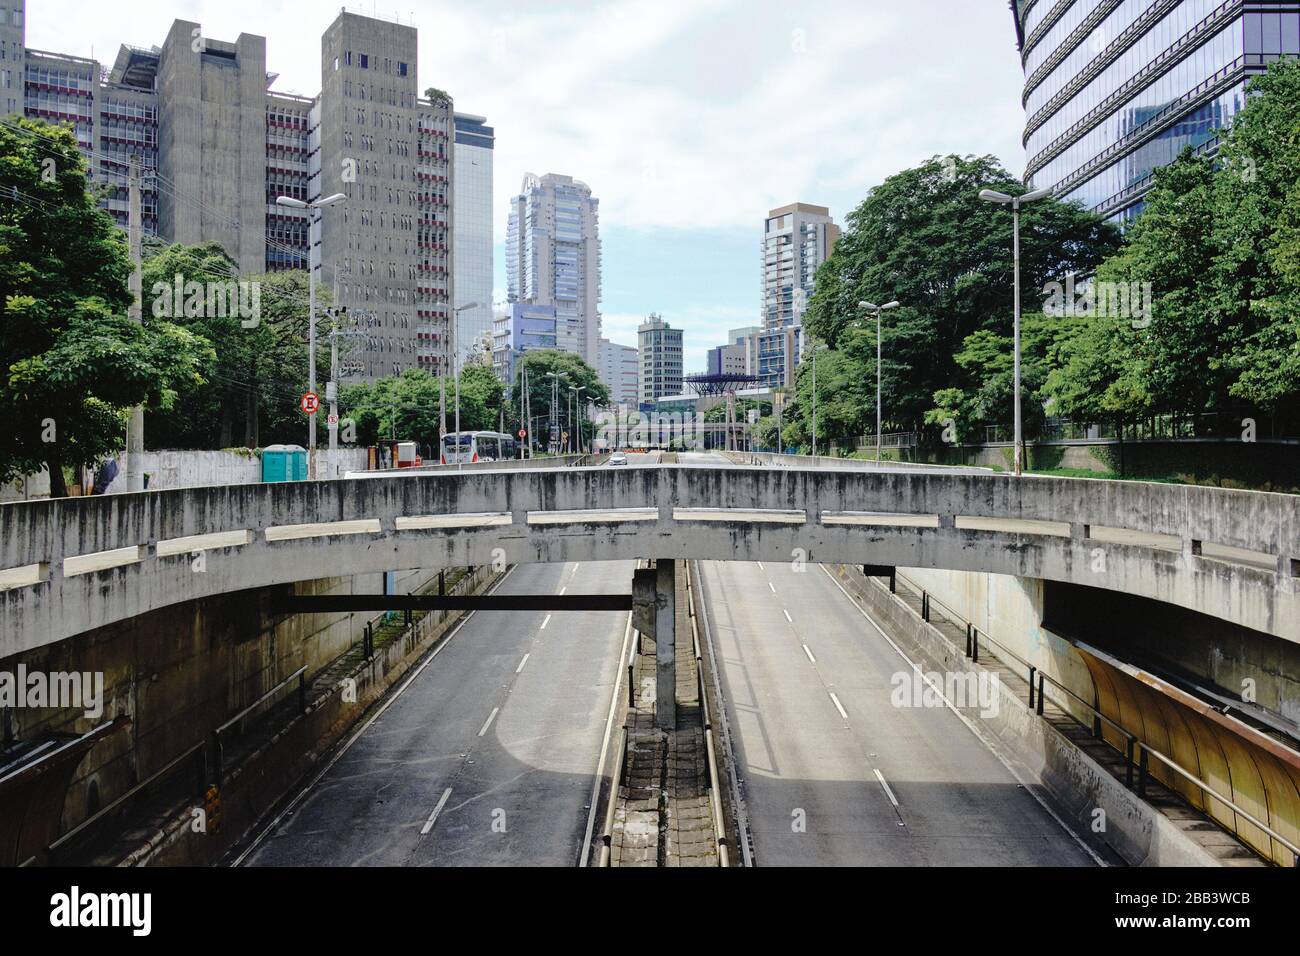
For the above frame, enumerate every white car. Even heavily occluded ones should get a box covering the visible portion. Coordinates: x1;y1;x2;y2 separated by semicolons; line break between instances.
608;451;628;466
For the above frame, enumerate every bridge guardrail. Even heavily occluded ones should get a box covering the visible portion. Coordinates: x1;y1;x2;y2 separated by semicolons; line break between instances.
2;466;1297;654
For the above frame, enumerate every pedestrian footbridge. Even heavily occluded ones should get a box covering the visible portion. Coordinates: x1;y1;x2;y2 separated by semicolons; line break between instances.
2;465;1296;656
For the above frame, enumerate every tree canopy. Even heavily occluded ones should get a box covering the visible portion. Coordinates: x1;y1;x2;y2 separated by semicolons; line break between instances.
0;118;210;495
797;153;1120;445
1044;59;1300;434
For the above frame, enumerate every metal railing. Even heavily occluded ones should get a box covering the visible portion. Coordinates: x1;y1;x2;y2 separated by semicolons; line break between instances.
210;665;308;783
892;571;1300;867
686;561;730;868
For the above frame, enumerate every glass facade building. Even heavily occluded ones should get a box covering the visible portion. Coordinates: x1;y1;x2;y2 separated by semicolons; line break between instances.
505;173;602;364
758;203;838;387
1013;0;1300;221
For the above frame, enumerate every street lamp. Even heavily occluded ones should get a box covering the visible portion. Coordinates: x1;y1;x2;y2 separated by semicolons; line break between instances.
979;185;1052;476
276;192;347;480
568;385;586;454
546;372;563;454
451;301;479;471
808;336;825;464
858;301;901;463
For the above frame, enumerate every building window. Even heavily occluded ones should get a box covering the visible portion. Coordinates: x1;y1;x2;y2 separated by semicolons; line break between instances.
345;51;352;66
398;62;408;77
333;56;339;71
359;53;369;69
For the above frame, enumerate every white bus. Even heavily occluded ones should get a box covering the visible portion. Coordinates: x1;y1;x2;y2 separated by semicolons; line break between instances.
440;431;518;464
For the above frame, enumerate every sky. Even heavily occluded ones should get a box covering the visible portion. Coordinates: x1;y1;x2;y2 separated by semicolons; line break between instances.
29;0;1028;370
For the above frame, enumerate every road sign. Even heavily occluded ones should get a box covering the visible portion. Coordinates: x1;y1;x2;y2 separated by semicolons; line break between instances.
300;392;320;415
328;414;339;426
517;429;527;439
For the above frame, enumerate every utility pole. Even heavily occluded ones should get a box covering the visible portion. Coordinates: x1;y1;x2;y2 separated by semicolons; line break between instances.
125;155;144;492
327;272;341;480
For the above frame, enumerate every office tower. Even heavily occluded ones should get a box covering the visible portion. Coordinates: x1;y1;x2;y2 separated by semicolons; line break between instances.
1013;0;1299;222
10;2;460;381
453;111;494;369
757;202;839;388
318;11;450;380
506;172;602;363
492;302;557;386
598;337;639;406
637;313;683;406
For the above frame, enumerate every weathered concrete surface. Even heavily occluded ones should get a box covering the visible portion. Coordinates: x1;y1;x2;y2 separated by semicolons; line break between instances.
3;465;1297;654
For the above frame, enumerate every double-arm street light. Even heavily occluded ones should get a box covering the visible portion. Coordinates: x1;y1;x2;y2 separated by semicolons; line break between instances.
978;185;1052;476
276;192;347;480
857;300;901;463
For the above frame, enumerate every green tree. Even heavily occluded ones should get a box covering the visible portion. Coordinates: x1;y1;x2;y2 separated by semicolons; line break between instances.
340;368;444;450
0;118;210;496
803;153;1120;445
1046;60;1300;434
141;243;327;449
513;350;610;448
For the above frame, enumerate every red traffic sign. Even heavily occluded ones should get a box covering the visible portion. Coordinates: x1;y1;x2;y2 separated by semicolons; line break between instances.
300;392;320;415
517;429;527;439
327;414;339;426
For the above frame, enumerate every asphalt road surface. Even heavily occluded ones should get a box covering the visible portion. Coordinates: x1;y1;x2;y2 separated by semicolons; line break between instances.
242;560;632;867
698;557;1098;866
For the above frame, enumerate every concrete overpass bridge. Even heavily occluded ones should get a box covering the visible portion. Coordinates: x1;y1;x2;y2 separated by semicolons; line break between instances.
3;463;1297;657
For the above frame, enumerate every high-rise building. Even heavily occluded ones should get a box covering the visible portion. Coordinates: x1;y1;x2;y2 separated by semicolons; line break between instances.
1013;0;1300;222
6;3;460;381
453;111;494;369
598;337;639;407
506;173;602;363
492;302;557;386
317;12;451;381
714;326;760;377
758;202;838;388
637;313;683;406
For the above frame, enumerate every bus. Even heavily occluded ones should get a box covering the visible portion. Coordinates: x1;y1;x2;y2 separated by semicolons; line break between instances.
441;431;517;464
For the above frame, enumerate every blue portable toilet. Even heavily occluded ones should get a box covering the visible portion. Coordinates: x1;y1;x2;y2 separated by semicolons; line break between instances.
262;444;308;482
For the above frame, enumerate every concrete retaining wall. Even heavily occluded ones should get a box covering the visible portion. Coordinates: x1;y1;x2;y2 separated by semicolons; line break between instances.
2;565;442;853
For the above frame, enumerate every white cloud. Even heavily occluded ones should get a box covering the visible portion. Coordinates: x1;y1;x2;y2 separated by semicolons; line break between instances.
31;0;1026;234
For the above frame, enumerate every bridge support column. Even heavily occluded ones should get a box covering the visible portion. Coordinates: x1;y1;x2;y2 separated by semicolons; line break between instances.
655;559;677;730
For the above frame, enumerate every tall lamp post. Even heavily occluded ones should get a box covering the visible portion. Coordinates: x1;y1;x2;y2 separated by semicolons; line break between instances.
857;300;901;463
275;192;347;480
569;385;586;454
809;336;825;464
451;301;479;471
978;185;1051;476
546;372;563;454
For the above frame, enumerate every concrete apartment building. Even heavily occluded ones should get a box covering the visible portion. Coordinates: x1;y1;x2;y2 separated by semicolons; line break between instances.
598;337;639;407
453;112;494;368
506;172;602;364
637;313;683;407
708;325;760;378
5;2;490;382
756;202;839;388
